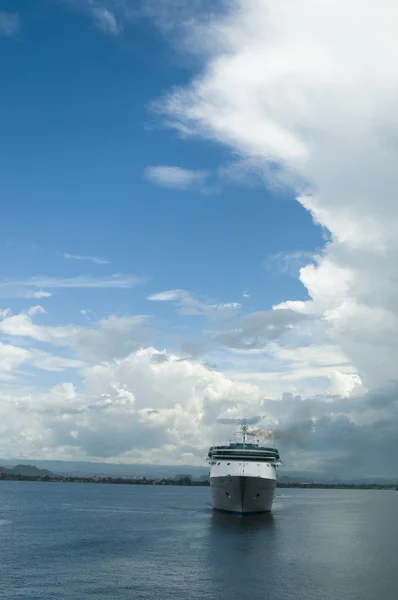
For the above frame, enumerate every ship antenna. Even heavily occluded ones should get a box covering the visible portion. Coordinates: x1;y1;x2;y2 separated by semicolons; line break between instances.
241;419;248;445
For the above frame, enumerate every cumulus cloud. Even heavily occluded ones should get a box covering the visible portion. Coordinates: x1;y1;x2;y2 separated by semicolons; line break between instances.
0;11;20;37
3;0;398;477
0;309;153;363
0;345;397;478
0;302;393;476
145;166;208;190
73;314;153;362
0;341;31;373
222;340;363;399
0;347;264;461
180;305;308;358
156;0;398;393
213;308;306;350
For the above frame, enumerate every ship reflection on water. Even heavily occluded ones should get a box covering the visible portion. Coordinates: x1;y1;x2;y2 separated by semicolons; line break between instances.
205;505;279;587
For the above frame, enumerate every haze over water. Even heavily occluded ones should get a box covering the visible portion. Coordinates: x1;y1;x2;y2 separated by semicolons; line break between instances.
1;482;397;600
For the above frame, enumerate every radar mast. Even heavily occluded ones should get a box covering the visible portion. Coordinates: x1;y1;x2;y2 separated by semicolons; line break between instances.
241;419;248;445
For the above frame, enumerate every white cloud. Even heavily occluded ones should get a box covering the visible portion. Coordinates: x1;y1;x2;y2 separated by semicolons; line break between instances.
0;342;31;373
92;7;120;35
0;347;264;461
212;308;306;351
27;305;46;317
0;344;396;478
63;253;110;265
0;312;77;345
157;0;398;393
61;0;222;43
0;347;83;374
0;11;20;37
148;290;185;302
52;382;77;400
145;166;208;189
0;308;152;363
3;0;398;476
72;314;153;362
204;338;358;399
148;289;241;319
273;300;312;315
0;274;144;297
30;275;141;288
271;343;349;370
29;351;85;372
328;371;365;398
26;291;53;299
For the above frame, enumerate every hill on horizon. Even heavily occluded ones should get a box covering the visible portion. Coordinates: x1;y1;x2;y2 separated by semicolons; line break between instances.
0;464;54;477
0;458;208;480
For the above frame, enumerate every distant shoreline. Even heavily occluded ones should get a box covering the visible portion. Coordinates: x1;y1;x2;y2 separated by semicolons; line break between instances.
1;473;397;490
277;482;398;490
0;473;207;486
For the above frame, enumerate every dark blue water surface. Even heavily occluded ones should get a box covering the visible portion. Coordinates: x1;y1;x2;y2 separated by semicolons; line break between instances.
1;482;397;599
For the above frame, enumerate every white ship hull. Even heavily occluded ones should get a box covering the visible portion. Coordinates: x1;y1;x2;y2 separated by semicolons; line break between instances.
210;475;276;514
209;459;278;514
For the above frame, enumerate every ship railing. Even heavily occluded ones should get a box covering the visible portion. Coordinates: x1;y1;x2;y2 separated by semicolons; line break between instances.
208;455;279;463
209;445;279;452
208;449;279;455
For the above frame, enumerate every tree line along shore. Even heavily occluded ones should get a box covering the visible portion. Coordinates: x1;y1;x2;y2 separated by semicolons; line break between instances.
1;472;397;490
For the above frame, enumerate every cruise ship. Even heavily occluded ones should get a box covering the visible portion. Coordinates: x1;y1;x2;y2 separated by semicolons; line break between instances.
207;421;281;514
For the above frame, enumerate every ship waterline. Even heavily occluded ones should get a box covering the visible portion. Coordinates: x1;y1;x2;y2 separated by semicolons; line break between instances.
210;475;276;514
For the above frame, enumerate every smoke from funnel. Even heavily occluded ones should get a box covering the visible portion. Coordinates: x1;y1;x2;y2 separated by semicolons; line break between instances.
248;427;275;441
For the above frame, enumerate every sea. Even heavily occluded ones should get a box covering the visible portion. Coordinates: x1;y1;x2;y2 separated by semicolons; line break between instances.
1;481;397;599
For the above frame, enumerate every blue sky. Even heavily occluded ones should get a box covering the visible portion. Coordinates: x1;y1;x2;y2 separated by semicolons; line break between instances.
2;0;394;478
0;0;322;330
